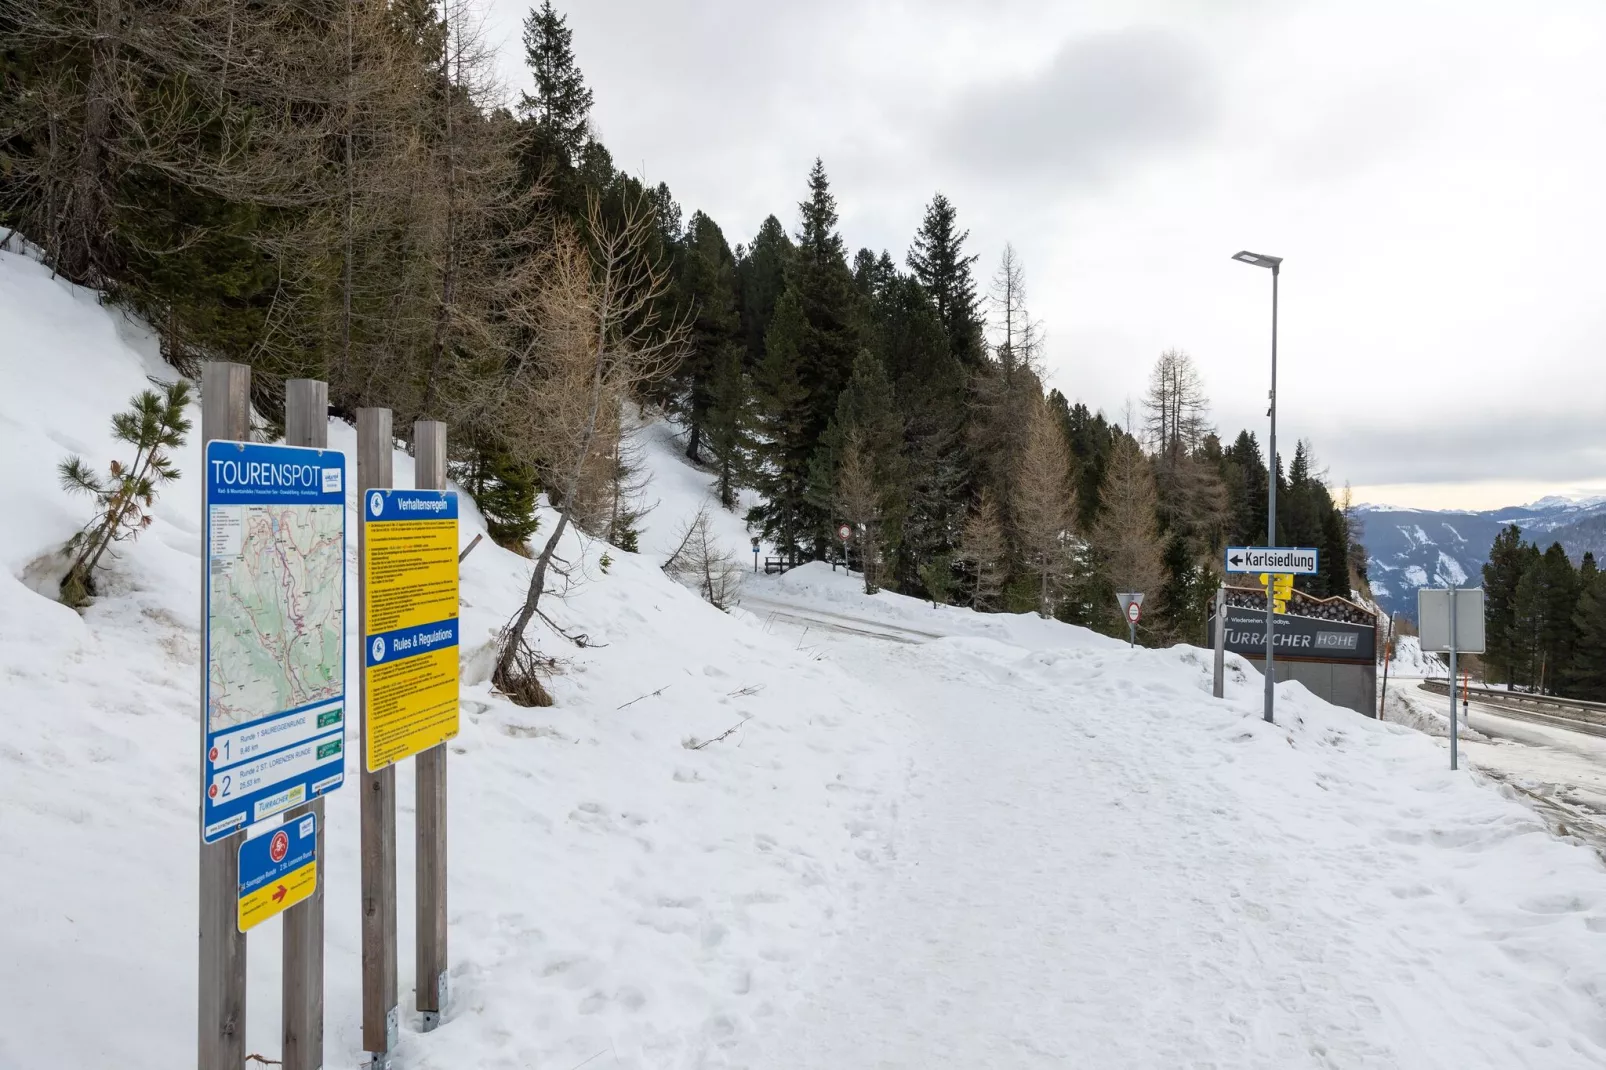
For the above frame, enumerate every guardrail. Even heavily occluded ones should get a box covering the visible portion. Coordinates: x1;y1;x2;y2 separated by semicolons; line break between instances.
1420;680;1606;735
1419;680;1606;713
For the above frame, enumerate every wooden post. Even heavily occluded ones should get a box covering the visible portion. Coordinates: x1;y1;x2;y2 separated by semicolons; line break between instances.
358;408;398;1067
413;421;449;1029
282;380;328;1070
200;362;250;1070
1212;585;1227;699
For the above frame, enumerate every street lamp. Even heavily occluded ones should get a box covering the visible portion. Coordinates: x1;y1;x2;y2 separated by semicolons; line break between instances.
1233;249;1282;724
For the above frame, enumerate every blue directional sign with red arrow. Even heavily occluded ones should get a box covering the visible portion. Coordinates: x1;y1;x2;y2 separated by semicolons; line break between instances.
237;812;317;932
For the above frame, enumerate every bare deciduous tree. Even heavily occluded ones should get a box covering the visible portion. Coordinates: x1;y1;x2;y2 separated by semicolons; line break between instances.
1143;349;1211;463
834;426;884;595
491;191;687;705
988;242;1042;371
959;488;1007;610
662;505;743;610
1091;435;1164;606
1014;395;1078;619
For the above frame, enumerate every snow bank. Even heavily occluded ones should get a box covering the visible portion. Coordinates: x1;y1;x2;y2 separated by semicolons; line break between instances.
748;561;1123;650
0;248;907;1068
1388;633;1448;678
7;243;1606;1069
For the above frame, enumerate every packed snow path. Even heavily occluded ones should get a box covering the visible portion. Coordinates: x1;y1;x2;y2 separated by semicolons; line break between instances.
730;590;1606;1069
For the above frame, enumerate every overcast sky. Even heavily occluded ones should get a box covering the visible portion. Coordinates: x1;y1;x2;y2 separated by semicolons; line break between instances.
481;0;1606;511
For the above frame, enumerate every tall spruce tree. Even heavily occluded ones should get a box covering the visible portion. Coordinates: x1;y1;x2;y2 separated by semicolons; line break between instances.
1568;553;1606;700
808;349;907;581
748;291;814;560
1058;397;1118;530
674;210;741;463
1482;525;1535;685
737;215;796;367
1512;543;1580;693
519;1;594;164
1222;431;1270;546
907;194;985;367
758;159;860;554
703;345;754;510
867;271;966;595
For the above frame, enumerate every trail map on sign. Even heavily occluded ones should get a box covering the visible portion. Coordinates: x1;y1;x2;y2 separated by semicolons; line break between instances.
209;505;344;728
203;440;348;843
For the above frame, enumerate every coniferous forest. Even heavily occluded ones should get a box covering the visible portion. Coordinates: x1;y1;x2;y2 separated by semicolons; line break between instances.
1;0;1366;680
1480;528;1606;700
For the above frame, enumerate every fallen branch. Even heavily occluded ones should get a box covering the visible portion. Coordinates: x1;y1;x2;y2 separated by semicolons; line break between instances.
245;1057;282;1067
690;717;750;750
617;684;670;710
726;684;764;698
458;532;484;562
537;606;603;648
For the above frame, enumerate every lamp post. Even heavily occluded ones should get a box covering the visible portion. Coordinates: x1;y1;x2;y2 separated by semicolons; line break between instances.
1233;250;1282;723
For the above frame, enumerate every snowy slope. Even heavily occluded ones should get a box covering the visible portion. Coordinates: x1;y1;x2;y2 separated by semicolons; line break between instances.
0;249;908;1068
8;244;1606;1069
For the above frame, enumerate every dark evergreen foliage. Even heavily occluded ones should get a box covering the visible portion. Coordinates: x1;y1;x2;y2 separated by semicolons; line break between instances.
519;0;595;163
906;194;985;367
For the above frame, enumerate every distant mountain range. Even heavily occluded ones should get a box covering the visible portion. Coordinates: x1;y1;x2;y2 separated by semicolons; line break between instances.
1353;496;1606;620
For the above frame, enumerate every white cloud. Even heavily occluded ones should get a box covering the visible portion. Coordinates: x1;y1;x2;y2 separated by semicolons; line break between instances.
482;0;1606;508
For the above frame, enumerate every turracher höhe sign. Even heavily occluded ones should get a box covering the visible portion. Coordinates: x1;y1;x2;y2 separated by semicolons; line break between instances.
1208;604;1376;664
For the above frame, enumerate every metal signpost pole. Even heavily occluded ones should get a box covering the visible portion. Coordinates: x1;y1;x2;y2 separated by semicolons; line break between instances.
414;421;449;1031
1232;250;1284;724
1264;261;1279;724
358;408;398;1068
199;362;251;1070
282;379;328;1070
1378;613;1395;721
1212;586;1227;699
1448;586;1459;771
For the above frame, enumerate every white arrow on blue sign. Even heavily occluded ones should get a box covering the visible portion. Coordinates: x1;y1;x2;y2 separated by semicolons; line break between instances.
1225;546;1319;575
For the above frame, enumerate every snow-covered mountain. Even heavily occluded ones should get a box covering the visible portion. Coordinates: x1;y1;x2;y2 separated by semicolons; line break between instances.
1356;497;1606;619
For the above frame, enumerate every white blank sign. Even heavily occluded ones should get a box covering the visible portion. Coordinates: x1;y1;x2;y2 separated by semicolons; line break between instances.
1417;587;1486;654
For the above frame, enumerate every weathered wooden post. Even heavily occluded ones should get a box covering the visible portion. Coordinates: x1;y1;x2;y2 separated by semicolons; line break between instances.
282;379;328;1070
358;408;399;1068
414;420;449;1029
199;362;251;1070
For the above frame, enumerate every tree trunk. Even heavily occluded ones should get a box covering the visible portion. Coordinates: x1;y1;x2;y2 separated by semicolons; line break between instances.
685;422;701;464
493;277;614;691
68;0;123;281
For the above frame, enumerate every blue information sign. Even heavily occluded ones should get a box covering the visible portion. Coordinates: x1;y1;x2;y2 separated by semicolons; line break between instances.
202;440;348;842
238;812;318;931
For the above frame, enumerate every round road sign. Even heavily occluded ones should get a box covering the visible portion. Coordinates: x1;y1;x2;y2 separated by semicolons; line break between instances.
269;830;290;864
1126;602;1142;624
837;523;852;541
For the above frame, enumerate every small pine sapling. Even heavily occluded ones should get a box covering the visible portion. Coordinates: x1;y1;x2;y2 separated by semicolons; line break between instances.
58;381;193;606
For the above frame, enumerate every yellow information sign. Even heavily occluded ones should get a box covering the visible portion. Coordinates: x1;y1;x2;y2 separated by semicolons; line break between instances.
1259;572;1294;614
362;489;459;771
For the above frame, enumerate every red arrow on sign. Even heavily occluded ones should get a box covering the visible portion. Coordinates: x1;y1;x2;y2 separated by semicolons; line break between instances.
272;885;287;904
